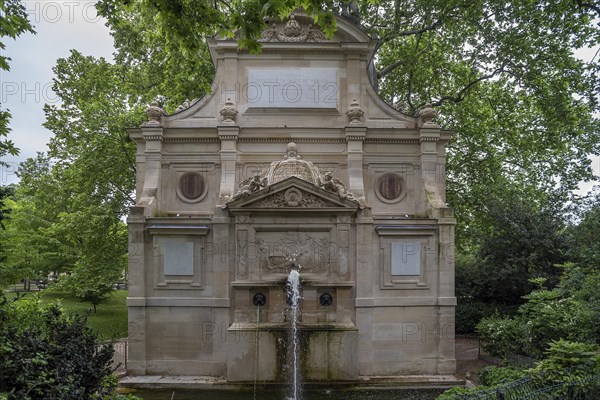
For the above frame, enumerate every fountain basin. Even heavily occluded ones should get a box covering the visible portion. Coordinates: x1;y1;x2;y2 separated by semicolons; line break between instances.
126;387;449;400
226;322;358;382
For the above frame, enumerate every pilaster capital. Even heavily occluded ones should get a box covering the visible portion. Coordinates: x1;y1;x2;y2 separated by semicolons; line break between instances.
141;126;164;141
344;126;367;142
127;206;147;224
218;126;240;141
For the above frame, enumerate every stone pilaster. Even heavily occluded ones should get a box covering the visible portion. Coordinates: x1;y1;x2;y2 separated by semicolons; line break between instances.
138;127;164;217
345;126;366;205
217;126;239;205
126;206;147;375
418;124;441;187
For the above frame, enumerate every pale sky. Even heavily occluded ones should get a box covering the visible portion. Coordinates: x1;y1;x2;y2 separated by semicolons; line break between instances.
1;0;114;184
0;1;598;195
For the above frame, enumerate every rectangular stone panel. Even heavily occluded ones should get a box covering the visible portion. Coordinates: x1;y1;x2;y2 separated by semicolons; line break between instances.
391;242;420;276
247;68;337;108
163;238;194;276
252;230;334;274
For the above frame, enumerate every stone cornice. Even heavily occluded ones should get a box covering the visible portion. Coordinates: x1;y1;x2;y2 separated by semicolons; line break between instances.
163;138;220;143
143;135;163;141
238;137;345;144
364;138;420;144
218;135;238;141
419;137;439;142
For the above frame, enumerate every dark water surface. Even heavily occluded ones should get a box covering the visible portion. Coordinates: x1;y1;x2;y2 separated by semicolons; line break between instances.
129;388;445;400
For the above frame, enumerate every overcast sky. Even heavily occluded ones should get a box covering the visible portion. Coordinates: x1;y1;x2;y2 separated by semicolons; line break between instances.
1;1;598;195
1;0;114;185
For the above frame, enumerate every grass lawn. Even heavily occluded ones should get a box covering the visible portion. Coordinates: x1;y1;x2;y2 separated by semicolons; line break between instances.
8;289;128;340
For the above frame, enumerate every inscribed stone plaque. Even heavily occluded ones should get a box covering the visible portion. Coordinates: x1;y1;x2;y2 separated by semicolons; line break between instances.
391;242;420;276
163;238;194;276
247;68;337;108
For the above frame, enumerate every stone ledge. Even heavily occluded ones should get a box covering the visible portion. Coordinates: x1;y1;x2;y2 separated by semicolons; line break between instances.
119;374;464;389
119;375;228;389
357;375;465;388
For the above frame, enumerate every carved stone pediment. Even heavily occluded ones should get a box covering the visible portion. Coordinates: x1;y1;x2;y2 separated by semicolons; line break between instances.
226;176;360;211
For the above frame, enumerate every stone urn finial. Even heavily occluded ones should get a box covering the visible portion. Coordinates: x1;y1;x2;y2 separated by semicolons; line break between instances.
419;103;438;125
220;98;238;124
393;100;408;114
346;98;364;125
285;142;299;159
144;100;164;126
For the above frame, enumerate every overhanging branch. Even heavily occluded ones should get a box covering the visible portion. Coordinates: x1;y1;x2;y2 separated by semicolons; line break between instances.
374;18;444;54
427;65;506;108
377;59;406;79
575;0;600;16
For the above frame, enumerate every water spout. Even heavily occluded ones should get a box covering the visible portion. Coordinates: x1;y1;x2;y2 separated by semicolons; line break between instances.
287;268;301;400
253;304;260;400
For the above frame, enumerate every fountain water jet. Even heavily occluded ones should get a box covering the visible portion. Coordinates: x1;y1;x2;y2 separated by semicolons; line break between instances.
286;265;302;400
253;304;260;400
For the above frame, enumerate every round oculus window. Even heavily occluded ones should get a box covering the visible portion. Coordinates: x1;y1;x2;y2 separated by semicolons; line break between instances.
178;172;206;202
376;173;405;203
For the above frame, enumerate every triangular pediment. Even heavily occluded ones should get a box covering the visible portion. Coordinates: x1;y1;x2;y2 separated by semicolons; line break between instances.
226;176;360;211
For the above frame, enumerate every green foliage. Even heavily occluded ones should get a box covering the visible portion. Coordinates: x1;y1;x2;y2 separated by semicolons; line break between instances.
477;264;600;359
477;293;597;359
455;300;517;334
567;189;600;270
435;386;473;400
0;193;71;288
7;290;128;340
454;195;567;333
0;185;14;230
478;366;527;386
519;290;596;357
437;343;599;399
477;314;526;358
0;0;34;70
532;339;598;374
9;151;128;309
96;0;338;54
474;195;567;302
529;340;600;396
0;293;121;400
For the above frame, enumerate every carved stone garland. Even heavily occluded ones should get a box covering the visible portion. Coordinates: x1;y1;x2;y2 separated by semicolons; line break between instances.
260;15;326;43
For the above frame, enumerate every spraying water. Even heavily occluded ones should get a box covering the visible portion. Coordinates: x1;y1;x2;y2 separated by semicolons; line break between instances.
287;267;301;400
253;305;260;400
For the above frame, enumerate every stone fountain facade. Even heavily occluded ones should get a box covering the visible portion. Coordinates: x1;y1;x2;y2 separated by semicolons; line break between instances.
127;12;456;382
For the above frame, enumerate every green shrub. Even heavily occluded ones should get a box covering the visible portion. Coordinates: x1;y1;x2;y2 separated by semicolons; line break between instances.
0;293;129;400
528;340;600;397
456;300;518;334
530;340;598;376
478;366;527;386
435;386;472;399
477;286;598;359
476;314;526;357
519;290;596;358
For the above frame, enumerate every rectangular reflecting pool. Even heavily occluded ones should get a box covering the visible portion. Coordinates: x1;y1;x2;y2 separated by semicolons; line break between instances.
126;388;445;400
